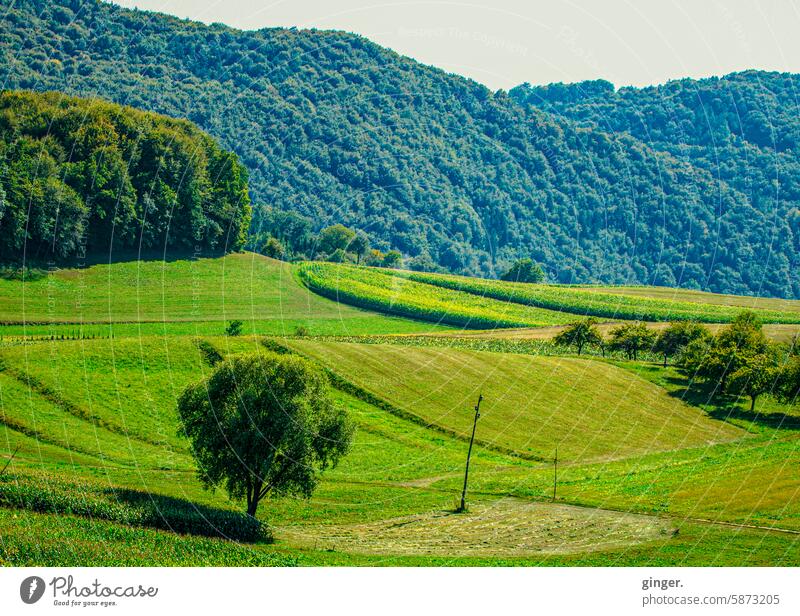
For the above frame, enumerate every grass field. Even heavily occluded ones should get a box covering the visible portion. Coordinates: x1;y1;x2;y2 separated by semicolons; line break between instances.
281;340;745;461
0;253;451;336
1;255;800;566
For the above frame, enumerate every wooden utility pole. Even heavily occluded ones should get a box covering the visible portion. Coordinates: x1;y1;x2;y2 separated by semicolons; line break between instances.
0;446;19;476
552;447;558;501
458;393;483;513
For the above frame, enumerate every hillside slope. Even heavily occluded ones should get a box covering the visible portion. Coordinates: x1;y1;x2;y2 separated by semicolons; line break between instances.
511;72;800;298
2;1;797;297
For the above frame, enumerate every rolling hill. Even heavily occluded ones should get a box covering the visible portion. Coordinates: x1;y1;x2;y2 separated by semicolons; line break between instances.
1;255;800;565
2;1;799;297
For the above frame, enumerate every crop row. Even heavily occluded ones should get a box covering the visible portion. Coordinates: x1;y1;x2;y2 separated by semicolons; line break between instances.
296;262;569;329
0;472;269;543
400;271;800;324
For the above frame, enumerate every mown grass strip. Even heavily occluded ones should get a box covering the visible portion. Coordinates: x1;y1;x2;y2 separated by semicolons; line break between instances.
262;338;545;461
0;359;168;448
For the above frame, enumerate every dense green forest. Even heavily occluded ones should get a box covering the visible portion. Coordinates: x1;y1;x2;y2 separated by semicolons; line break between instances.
0;1;798;297
510;74;800;297
0;89;250;260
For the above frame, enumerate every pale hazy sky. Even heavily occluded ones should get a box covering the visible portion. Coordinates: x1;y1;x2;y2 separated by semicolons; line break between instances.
111;0;800;91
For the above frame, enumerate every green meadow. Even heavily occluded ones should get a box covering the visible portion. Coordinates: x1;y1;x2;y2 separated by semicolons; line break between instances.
1;253;799;566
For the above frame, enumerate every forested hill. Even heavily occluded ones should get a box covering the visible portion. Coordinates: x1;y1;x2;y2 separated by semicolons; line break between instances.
510;73;800;297
1;1;798;297
0;90;251;261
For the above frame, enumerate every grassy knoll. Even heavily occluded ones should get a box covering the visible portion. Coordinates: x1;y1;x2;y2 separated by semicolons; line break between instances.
0;332;797;564
281;340;745;462
297;262;571;329
400;270;800;324
0;253;450;336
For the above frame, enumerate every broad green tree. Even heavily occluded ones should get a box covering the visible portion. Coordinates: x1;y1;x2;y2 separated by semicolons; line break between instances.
727;352;779;412
607;322;657;360
318;224;356;256
654;321;709;367
777;356;800;405
500;258;545;284
681;311;770;391
177;352;354;518
553;318;603;355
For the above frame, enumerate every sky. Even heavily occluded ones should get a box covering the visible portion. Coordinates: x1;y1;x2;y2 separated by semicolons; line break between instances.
110;0;800;91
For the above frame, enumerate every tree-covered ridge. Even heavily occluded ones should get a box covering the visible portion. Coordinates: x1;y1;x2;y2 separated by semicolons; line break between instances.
510;72;800;298
0;89;251;261
1;1;798;298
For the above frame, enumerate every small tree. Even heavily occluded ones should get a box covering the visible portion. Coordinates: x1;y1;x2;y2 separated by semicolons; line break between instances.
777;356;800;404
607;322;657;360
681;310;770;392
177;353;354;518
727;351;779;412
318;224;355;255
500;258;545;284
351;231;370;265
553;318;603;355
261;237;285;260
654;321;709;367
382;250;403;269
225;320;243;337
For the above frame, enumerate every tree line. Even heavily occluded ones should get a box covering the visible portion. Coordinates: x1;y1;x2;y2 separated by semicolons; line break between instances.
248;205;546;281
553;313;800;412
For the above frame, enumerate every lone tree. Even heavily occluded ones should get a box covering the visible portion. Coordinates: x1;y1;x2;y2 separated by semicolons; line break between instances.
500;258;544;284
654;321;709;367
553;318;603;355
607;322;657;360
177;352;354;518
351;231;370;265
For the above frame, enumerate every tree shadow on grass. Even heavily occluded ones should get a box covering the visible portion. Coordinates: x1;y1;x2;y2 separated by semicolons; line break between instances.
662;373;800;431
1;475;269;544
106;488;271;543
